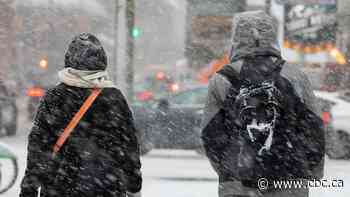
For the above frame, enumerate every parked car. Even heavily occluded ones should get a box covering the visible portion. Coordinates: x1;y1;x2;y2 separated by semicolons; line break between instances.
0;83;17;136
134;86;350;158
132;86;208;154
26;86;46;120
314;90;350;159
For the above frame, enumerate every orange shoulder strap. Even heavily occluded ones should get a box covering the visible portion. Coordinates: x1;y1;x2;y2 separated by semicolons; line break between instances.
52;88;102;158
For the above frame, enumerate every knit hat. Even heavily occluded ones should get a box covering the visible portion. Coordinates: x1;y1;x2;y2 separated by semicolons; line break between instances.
64;33;107;71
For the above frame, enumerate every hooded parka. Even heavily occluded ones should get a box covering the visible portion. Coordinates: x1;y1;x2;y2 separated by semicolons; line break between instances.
201;11;324;197
20;33;142;197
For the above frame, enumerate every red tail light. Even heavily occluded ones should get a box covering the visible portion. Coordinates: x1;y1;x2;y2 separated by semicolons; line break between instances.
322;111;331;125
136;91;154;101
169;83;180;92
155;72;166;80
27;87;45;97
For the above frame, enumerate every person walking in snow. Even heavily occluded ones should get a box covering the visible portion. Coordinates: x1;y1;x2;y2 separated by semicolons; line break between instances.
20;33;142;197
201;11;325;197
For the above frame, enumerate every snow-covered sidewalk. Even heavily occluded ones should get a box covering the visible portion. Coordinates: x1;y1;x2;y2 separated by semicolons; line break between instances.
0;127;348;197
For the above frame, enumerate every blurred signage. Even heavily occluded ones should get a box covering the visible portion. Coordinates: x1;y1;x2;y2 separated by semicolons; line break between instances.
192;16;232;41
284;0;337;53
186;0;246;69
190;16;232;62
187;0;246;16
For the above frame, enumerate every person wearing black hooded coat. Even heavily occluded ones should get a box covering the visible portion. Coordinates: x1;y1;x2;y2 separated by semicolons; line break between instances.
19;33;142;197
201;11;325;197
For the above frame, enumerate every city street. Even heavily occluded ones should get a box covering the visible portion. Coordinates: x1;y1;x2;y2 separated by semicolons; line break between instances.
0;123;349;197
0;128;218;197
0;0;349;196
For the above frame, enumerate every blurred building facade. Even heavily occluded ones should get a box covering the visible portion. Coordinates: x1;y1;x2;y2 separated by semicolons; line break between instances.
133;0;264;72
133;0;187;78
0;0;16;84
337;0;350;89
14;0;115;89
337;0;350;61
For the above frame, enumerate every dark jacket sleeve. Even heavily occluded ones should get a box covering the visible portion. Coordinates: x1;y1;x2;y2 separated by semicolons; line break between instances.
111;90;142;193
20;94;57;197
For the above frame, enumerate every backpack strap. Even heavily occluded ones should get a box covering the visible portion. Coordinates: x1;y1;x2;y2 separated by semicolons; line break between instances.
272;58;286;74
217;65;243;112
217;64;240;86
52;88;102;158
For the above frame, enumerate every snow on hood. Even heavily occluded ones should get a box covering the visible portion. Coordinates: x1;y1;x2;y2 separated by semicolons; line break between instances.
16;0;107;17
229;10;281;62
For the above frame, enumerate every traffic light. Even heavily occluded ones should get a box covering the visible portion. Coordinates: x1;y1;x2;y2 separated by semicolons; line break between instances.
131;27;142;38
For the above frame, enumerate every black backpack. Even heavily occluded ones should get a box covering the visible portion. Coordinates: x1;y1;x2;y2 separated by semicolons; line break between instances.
218;57;325;188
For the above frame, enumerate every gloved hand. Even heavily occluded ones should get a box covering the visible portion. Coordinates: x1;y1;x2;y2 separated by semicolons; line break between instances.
126;191;141;197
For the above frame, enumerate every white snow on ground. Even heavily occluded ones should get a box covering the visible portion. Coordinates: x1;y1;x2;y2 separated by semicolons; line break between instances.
1;136;349;197
0;104;349;197
141;150;218;197
311;158;350;197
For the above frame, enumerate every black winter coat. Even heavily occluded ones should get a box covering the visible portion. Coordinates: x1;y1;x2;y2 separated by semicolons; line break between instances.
201;59;325;183
20;83;142;197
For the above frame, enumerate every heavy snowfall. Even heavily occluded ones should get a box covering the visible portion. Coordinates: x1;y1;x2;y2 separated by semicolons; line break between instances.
0;0;349;197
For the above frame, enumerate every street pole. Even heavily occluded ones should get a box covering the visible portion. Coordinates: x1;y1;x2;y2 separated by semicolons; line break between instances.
113;0;119;83
265;0;271;14
126;0;135;102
